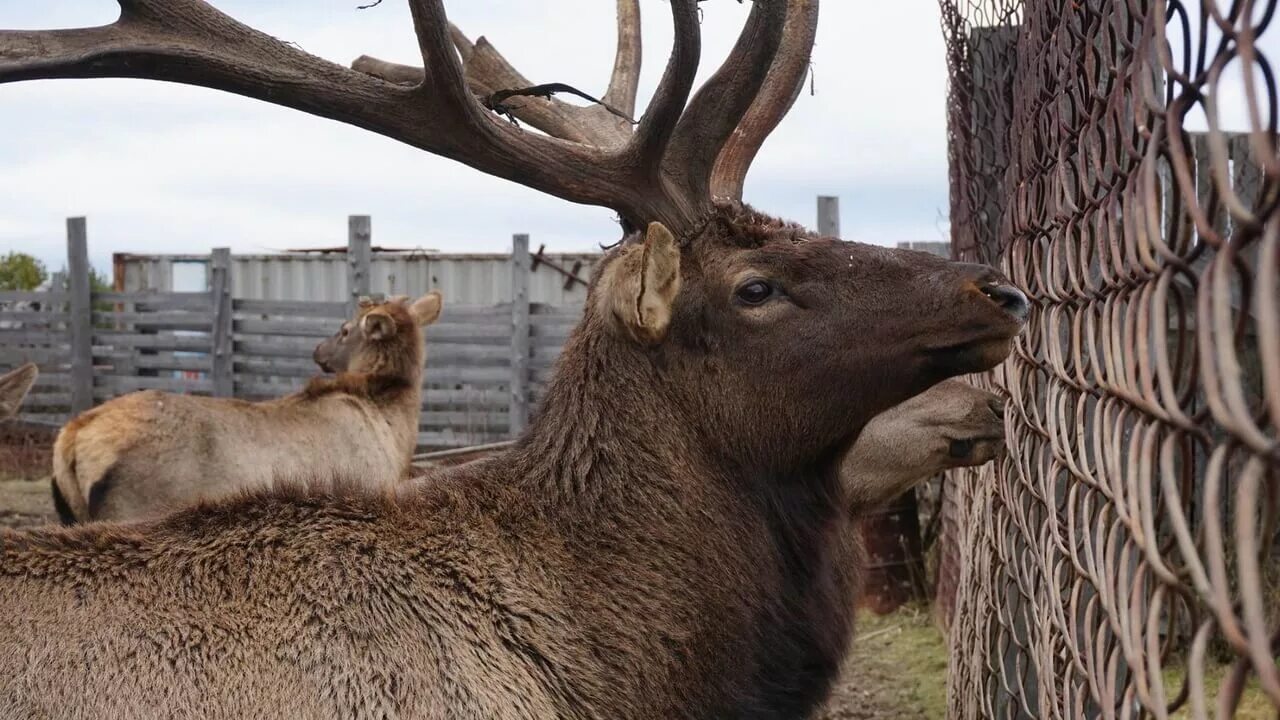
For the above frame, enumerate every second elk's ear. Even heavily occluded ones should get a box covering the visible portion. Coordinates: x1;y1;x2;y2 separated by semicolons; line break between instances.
408;291;443;327
597;222;682;345
360;311;396;342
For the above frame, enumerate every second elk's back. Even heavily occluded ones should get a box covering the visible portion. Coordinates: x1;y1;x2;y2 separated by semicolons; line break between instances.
50;292;442;523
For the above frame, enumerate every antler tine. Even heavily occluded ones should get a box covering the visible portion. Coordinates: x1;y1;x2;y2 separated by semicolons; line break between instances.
355;1;643;148
602;0;642;115
710;0;819;201
661;0;791;205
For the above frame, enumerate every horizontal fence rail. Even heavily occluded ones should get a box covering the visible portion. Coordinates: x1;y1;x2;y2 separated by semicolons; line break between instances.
939;0;1279;718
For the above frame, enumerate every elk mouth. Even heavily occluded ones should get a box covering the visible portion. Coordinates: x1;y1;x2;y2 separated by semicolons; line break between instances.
921;333;1017;375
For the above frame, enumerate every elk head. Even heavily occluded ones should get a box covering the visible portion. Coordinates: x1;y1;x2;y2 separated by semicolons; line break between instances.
314;292;442;376
0;363;38;420
842;379;1005;511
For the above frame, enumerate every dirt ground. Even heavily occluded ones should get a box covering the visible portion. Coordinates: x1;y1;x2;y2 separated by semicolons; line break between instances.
0;437;949;719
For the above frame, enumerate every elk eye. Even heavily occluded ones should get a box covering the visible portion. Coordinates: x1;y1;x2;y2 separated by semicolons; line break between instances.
735;279;773;306
948;439;975;458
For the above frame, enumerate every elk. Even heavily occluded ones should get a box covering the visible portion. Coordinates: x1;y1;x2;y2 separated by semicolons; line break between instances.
49;292;442;523
843;379;1005;512
0;363;38;420
0;2;1028;717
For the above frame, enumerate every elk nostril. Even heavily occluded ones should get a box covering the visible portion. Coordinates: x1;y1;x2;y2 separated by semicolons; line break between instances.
988;397;1005;417
981;283;1029;321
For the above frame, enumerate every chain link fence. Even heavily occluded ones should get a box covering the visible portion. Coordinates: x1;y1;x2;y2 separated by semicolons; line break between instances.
937;0;1279;717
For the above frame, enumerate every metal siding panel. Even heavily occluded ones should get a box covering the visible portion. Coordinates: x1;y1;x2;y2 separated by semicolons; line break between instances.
121;253;600;305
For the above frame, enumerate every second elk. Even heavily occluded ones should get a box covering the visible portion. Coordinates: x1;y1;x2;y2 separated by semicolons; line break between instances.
50;293;441;523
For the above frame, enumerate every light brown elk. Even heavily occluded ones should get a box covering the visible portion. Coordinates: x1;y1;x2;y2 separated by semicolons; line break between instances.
0;363;38;420
49;292;441;523
0;2;1028;717
843;379;1005;512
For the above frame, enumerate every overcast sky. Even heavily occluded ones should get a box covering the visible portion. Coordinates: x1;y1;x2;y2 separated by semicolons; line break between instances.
0;2;1270;277
0;1;954;275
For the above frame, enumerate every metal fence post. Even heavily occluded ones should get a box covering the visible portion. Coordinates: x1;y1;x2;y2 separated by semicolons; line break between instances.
67;217;93;414
509;233;530;436
347;215;372;315
210;248;234;397
816;195;840;238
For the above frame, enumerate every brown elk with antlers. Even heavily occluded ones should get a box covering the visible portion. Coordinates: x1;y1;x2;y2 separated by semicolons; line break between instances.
0;2;1027;717
49;293;442;523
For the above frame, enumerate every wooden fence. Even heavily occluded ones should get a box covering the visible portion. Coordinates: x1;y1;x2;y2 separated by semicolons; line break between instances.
1;219;581;450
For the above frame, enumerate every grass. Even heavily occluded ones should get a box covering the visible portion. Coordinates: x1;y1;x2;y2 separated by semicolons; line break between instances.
847;603;951;718
1160;660;1279;719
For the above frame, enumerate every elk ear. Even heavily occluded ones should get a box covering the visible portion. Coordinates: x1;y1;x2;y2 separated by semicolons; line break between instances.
360;311;395;341
408;291;443;327
0;363;38;418
599;222;681;345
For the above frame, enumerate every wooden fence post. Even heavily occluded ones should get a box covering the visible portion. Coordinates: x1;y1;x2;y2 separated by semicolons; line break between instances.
67;217;93;414
509;233;531;436
348;214;372;315
210;247;234;397
817;195;840;238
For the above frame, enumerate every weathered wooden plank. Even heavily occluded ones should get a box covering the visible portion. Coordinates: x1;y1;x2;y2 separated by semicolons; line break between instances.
510;233;530;436
233;318;337;338
94;291;213;309
92;311;213;327
67;218;93;414
96;352;210;374
0;329;69;346
418;410;510;427
233;338;321;359
233;299;349;318
427;345;512;363
94;375;214;394
348;215;372;317
16;412;69;425
0;291;68;304
422;366;510;385
92;333;212;353
23;392;71;406
0;310;70;324
210;248;234;397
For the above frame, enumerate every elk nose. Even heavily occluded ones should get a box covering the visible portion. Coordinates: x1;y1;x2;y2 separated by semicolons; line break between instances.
980;282;1028;322
988;396;1006;418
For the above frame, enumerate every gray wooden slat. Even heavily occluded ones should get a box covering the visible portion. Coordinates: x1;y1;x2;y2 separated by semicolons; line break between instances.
95;375;214;394
67;218;93;414
92;333;212;352
0;291;68;303
233;299;349;317
210;248;234;397
509;234;530;435
94;292;213;308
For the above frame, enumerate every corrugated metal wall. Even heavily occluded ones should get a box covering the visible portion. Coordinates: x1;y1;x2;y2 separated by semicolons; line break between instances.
118;252;600;306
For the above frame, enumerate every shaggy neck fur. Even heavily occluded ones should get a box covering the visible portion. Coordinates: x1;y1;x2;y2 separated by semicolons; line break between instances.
501;300;860;717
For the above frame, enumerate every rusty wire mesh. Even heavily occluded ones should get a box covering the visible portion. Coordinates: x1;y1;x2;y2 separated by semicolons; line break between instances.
937;0;1280;717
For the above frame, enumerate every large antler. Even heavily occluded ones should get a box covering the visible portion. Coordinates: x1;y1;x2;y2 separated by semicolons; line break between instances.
0;0;817;236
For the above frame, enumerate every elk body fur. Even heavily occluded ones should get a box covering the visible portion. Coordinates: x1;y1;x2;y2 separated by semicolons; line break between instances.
49;293;442;523
0;215;1026;718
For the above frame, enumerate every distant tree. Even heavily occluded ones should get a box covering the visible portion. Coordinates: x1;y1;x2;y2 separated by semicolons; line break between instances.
0;252;48;291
